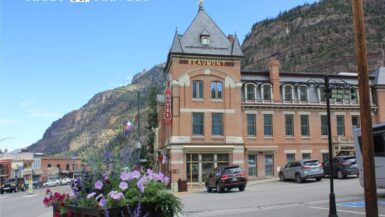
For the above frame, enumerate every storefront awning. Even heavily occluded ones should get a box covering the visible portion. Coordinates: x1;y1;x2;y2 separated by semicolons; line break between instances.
246;146;278;153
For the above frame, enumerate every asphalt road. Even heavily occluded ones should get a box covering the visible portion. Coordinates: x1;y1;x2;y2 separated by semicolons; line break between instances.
1;178;385;217
179;177;385;217
0;185;71;217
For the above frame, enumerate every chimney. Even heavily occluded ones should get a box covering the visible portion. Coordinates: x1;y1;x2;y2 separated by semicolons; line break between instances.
227;34;234;43
268;59;281;102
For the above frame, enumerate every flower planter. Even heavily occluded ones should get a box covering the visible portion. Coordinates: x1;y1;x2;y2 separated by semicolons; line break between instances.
54;204;160;217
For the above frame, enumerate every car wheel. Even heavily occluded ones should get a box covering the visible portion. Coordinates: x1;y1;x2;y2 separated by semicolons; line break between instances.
206;183;212;192
279;173;285;182
316;177;322;182
216;183;223;193
295;174;303;183
239;185;245;192
337;170;345;179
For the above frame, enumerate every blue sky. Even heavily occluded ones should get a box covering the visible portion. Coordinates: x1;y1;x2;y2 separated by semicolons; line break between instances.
0;0;319;152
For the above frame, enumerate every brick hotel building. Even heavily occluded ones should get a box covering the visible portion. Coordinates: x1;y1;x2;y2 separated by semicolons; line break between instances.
156;4;385;183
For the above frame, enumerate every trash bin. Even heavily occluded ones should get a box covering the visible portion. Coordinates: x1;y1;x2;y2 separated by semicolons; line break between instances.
177;179;188;192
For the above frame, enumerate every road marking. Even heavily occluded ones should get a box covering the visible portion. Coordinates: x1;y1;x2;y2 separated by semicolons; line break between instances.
23;194;37;198
337;200;385;208
309;206;385;216
0;196;9;199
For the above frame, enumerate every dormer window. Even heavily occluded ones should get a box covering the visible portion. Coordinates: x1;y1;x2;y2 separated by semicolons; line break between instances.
201;36;209;45
201;29;210;46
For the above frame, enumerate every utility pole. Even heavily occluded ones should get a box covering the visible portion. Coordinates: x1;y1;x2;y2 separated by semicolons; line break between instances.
351;0;378;216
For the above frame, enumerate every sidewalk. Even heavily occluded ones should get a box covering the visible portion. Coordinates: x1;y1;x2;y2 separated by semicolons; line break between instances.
173;177;279;194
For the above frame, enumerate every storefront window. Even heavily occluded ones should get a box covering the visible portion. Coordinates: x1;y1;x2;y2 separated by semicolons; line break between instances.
186;154;199;182
248;155;256;176
265;154;274;176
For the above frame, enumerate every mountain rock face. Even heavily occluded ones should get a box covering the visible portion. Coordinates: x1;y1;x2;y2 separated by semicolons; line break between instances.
242;0;385;72
30;0;385;154
29;64;166;154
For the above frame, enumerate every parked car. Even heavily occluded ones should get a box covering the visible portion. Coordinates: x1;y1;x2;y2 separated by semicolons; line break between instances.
0;178;26;193
43;179;61;187
279;160;324;183
323;156;359;179
60;178;72;185
205;165;248;193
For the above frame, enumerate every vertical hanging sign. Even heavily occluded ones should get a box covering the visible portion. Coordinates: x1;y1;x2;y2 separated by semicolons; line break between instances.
163;88;172;125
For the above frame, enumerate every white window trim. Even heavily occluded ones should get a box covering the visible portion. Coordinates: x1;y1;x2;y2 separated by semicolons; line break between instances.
282;84;294;103
244;83;256;102
317;86;326;104
298;85;309;103
261;83;273;102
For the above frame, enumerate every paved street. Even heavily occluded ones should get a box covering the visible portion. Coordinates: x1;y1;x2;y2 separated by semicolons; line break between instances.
179;177;385;217
1;178;385;217
0;185;70;217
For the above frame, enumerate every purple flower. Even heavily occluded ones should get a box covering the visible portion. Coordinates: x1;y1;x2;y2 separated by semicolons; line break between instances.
108;191;124;200
137;181;145;193
87;192;97;199
95;180;103;190
130;170;141;179
162;176;170;184
96;194;107;207
119;182;128;191
120;172;130;181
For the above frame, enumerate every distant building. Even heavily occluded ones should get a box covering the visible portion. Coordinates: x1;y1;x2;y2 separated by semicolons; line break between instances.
41;156;83;179
156;3;385;183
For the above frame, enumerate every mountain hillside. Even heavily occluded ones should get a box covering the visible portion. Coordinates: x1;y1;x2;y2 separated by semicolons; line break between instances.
28;64;166;154
29;0;385;155
242;0;385;72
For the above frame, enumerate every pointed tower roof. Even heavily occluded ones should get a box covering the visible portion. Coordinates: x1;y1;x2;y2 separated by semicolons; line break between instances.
168;5;243;57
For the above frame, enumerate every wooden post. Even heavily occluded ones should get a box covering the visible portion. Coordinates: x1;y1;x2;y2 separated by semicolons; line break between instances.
351;0;378;216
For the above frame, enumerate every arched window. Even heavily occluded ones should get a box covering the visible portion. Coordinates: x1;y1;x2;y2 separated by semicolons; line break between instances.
298;85;308;102
245;83;256;101
261;84;272;101
282;84;294;102
211;81;223;99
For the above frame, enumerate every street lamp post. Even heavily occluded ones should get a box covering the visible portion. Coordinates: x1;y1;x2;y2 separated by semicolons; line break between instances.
307;75;354;217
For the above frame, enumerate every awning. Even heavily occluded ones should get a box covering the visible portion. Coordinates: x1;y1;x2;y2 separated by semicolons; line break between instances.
246;146;278;153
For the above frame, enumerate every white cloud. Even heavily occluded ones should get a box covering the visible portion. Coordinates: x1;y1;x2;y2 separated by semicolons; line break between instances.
0;118;21;125
30;109;62;118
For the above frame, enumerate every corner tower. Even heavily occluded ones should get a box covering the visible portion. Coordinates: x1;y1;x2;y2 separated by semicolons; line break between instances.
161;2;244;184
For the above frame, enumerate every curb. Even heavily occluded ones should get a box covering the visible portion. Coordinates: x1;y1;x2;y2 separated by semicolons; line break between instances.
172;177;279;195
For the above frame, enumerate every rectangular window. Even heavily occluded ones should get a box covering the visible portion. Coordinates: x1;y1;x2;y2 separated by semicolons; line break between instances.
217;154;229;168
212;113;223;136
300;115;310;136
247;114;256;136
352;115;360;129
322;153;329;162
211;81;222;99
186;154;199;182
336;115;345;136
248;155;256;176
302;153;311;160
192;81;204;99
285;114;294;136
264;114;273;136
286;153;295;163
265;154;274;176
321;115;328;136
192;113;204;135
